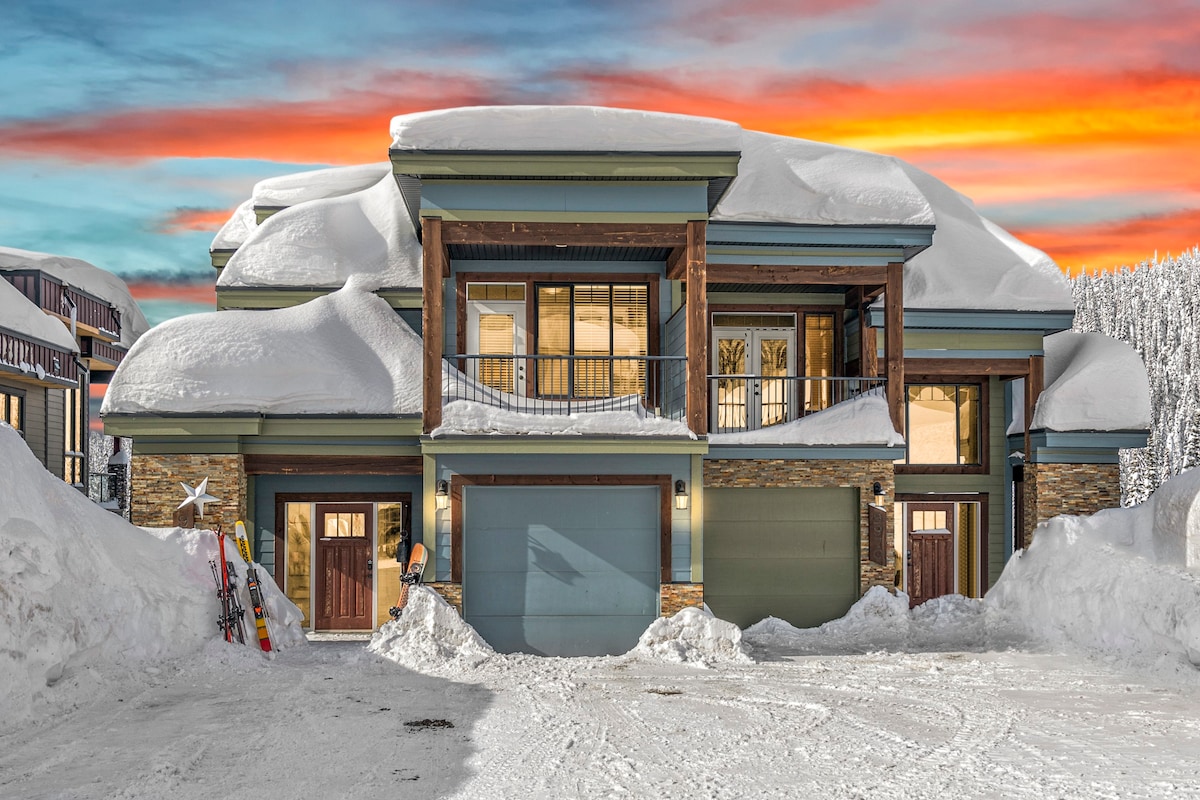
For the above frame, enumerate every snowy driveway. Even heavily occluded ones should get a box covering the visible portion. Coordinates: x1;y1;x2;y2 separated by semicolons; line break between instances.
3;642;1199;800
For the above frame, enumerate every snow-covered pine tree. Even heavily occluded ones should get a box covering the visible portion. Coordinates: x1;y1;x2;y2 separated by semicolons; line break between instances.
1071;247;1200;504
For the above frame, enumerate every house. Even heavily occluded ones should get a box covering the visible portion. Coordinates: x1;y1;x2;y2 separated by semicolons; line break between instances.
0;247;147;502
101;106;1151;655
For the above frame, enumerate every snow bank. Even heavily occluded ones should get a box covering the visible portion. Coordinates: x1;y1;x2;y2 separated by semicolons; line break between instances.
713;131;933;226
1032;331;1152;431
630;607;754;668
102;280;423;415
709;390;904;447
0;424;299;730
368;587;495;673
0;245;149;347
0;273;78;352
218;173;421;290
433;398;695;437
391;105;743;153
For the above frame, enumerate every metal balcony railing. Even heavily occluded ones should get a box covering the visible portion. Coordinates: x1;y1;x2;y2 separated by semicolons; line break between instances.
446;354;688;420
708;375;886;434
0;327;78;386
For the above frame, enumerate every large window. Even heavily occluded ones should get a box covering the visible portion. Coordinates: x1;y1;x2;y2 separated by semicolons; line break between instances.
536;284;648;398
900;384;981;467
1;389;23;437
64;387;85;485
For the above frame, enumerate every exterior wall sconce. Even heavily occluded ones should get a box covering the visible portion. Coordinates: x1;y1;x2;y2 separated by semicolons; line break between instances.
674;479;689;510
435;479;450;511
872;481;886;506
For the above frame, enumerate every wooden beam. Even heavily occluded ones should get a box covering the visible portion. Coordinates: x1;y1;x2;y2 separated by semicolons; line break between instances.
666;246;686;280
438;220;688;247
885;262;905;435
1025;354;1045;459
685;220;708;436
905;358;1032;377
422;217;444;433
706;263;889;285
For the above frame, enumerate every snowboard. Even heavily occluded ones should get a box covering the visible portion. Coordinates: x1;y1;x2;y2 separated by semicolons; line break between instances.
234;521;274;652
389;543;428;620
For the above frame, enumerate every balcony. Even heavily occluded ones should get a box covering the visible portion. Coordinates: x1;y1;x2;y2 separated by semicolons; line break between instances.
2;270;121;343
709;375;886;434
444;354;688;423
0;327;79;387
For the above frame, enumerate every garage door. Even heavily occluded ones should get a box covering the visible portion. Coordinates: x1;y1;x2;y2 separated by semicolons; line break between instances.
704;487;859;629
464;486;660;656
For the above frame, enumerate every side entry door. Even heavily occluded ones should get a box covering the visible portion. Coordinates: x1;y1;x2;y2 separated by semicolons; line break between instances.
314;503;374;629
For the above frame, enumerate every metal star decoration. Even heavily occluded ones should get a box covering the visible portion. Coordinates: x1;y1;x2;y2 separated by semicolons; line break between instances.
178;477;220;518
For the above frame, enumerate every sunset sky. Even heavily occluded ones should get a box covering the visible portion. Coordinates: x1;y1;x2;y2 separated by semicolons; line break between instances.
2;0;1197;325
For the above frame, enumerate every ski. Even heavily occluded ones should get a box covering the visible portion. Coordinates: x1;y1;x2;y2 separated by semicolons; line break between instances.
234;520;274;652
389;543;428;620
214;525;247;644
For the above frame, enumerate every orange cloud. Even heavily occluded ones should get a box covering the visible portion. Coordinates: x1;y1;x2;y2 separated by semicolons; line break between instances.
126;280;217;306
1010;209;1200;275
159;207;236;234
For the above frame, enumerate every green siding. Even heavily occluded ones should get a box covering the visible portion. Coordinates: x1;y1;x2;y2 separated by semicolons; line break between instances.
703;486;859;629
46;389;65;480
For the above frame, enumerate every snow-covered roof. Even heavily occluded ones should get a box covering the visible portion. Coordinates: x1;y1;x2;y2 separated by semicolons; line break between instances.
0;275;78;352
252;163;391;207
711;131;934;227
0;246;149;348
216;174;422;290
1032;331;1152;432
390;105;743;153
210;199;255;251
102;279;423;415
708;390;904;447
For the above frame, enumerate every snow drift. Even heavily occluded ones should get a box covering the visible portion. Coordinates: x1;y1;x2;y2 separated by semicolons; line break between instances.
1033;330;1153;432
631;607;754;668
368;587;495;673
709;390;905;447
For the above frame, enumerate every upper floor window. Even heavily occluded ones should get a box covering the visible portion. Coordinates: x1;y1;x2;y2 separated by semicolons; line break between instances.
65;386;85;485
536;284;648;398
899;384;982;467
1;389;24;437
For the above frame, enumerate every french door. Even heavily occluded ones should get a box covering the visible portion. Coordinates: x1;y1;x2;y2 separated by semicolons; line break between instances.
466;299;527;396
711;327;796;432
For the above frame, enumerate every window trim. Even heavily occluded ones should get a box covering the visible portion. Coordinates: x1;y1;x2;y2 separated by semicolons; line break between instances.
896;380;989;475
707;304;844;379
0;385;26;438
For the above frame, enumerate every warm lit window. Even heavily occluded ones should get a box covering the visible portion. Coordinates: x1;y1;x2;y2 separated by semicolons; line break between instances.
536;284;648;398
0;389;23;437
900;384;981;466
64;387;85;485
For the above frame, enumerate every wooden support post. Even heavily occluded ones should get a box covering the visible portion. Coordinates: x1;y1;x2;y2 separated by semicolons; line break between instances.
422;217;445;434
685;220;708;436
884;262;905;435
1025;354;1044;461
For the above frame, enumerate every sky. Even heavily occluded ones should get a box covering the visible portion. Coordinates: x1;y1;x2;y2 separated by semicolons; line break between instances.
1;0;1198;326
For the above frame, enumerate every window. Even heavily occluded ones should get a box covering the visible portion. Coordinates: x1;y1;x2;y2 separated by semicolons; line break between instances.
900;384;981;467
535;284;648;398
64;387;85;485
0;389;23;437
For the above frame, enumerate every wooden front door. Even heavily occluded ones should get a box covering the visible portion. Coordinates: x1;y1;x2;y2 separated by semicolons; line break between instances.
906;502;956;608
315;503;374;629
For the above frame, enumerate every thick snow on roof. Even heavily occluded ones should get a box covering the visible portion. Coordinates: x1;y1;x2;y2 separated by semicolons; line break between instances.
1032;331;1152;432
252;162;391;208
709;390;904;447
210;199;255;251
712;131;934;226
390;105;743;152
0;275;78;352
0;246;148;347
891;169;1073;311
103;279;423;415
217;174;421;290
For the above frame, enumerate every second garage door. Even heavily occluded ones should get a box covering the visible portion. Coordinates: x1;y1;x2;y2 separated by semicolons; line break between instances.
704;486;859;629
463;485;660;656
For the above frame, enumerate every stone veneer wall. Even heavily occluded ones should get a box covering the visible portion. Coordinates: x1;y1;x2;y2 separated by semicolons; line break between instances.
1023;462;1121;548
661;583;703;615
704;459;897;594
427;582;463;614
131;453;247;533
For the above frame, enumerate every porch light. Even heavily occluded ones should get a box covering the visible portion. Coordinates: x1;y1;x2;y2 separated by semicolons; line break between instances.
872;481;886;506
674;480;689;510
435;480;450;511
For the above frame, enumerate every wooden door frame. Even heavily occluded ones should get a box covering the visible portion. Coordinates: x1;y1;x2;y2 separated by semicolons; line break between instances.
896;493;990;599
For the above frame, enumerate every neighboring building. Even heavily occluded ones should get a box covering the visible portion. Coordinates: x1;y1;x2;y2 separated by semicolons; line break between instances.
1;247;148;504
102;107;1150;654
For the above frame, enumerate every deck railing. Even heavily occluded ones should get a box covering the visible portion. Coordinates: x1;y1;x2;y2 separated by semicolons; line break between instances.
708;375;886;434
0;327;78;386
2;270;121;342
446;354;688;420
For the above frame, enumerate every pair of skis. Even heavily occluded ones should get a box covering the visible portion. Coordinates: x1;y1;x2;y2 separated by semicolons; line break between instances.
389;543;428;620
209;521;274;652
